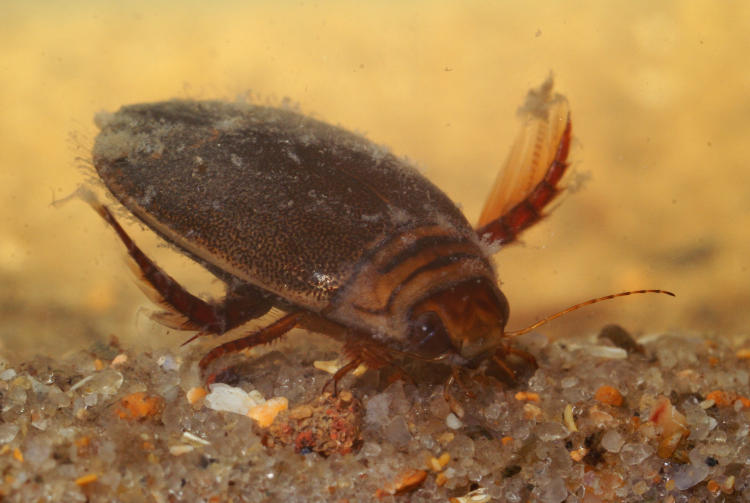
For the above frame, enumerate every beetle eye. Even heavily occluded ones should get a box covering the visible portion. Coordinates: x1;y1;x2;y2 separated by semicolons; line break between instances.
411;311;453;359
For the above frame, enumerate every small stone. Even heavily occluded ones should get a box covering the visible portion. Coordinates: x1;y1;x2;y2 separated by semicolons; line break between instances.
186;386;208;405
537;476;567;503
181;431;210;446
594;385;623;406
0;424;20;444
672;461;710;490
484;402;504;420
110;353;128;367
377;468;427;496
204;383;263;415
361;441;382;457
23;435;52;467
75;473;98;486
288;404;313;420
156;353;180;371
537;422;569;442
648;397;689;458
449;487;491;503
619;443;653;465
247;396;288;427
560;376;578;388
77;369;124;396
598;324;644;354
0;368;17;381
601;430;625;453
446;413;463;430
169;444;195;456
383;415;412;447
114;392;164;421
523;403;542;420
365;392;391;425
448;434;475;459
633;480;649;495
580;345;627;359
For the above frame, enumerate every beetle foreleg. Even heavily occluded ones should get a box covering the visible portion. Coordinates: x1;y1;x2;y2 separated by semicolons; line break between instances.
491;344;538;383
322;336;413;395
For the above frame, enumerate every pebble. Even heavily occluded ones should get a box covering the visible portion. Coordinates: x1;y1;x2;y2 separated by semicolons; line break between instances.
537;422;569;442
247;396;288;427
673;461;710;490
169;444;195;456
537;476;568;503
383;415;412;447
446;413;463;430
204;383;264;415
0;424;20;444
365;392;391;425
601;430;625;453
619;442;653;465
0;368;17;381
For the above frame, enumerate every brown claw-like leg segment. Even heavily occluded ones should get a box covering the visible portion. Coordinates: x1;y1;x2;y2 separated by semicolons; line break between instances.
323;359;363;397
492;355;519;383
492;344;538;383
505;345;538;369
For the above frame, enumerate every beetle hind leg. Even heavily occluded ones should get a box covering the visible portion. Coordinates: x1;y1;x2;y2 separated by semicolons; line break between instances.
87;197;272;338
200;312;303;379
476;80;572;248
476;117;571;247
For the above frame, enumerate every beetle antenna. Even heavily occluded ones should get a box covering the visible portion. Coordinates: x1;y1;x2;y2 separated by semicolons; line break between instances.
505;289;675;338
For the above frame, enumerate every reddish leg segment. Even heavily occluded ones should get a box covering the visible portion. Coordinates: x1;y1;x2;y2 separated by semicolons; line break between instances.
89;200;271;336
199;311;303;372
476;118;572;247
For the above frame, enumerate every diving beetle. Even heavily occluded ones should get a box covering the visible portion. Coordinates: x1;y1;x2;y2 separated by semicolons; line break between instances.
86;78;672;384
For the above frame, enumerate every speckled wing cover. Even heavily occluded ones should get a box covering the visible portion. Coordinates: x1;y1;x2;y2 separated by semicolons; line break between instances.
92;101;473;309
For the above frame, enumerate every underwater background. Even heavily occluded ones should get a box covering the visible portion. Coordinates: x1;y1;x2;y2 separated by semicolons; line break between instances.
1;1;748;356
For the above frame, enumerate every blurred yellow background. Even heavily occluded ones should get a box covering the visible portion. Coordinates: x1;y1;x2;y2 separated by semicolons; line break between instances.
1;1;748;357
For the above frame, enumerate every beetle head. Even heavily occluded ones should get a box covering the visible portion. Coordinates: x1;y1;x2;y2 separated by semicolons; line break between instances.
407;278;509;365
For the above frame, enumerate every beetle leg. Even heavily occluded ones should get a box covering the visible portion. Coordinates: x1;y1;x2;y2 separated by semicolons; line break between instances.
491;343;538;384
443;368;466;418
476;80;572;248
88;198;271;336
503;345;538;368
323;358;363;396
476;117;571;247
321;335;413;395
199;311;303;375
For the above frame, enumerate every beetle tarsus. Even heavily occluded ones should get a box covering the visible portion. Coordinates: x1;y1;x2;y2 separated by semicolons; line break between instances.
199;311;303;374
443;370;466;418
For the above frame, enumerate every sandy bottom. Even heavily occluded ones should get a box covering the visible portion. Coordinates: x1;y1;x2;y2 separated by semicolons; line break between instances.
1;326;748;501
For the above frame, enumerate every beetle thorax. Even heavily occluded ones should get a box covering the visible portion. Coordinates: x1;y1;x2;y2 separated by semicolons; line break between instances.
326;225;502;354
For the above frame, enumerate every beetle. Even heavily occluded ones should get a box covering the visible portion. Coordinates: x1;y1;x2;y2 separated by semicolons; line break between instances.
86;78;671;385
